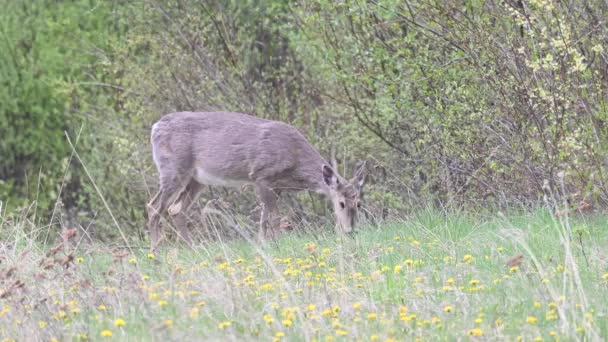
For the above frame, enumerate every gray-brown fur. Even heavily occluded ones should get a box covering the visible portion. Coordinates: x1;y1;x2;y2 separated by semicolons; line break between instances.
146;111;366;251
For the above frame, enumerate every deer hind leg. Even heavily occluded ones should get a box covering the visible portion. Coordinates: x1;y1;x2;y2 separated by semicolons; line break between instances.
255;185;280;240
169;180;204;246
147;174;189;252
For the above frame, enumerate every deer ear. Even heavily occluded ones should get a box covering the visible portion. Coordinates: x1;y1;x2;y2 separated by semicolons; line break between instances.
353;161;367;190
322;165;338;187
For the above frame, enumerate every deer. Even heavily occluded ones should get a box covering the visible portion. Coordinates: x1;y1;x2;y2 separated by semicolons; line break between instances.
146;111;366;251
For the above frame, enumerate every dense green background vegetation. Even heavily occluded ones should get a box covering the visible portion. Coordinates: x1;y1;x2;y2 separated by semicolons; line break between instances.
1;0;607;239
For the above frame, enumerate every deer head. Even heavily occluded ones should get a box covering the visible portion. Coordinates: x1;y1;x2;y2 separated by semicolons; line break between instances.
322;161;367;234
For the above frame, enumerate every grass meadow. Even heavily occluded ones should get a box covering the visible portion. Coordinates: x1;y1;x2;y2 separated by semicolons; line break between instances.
0;208;606;341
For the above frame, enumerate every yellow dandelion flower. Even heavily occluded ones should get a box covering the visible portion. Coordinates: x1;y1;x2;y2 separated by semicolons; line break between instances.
527;316;537;324
404;259;414;266
370;335;379;341
196;301;206;307
534;337;543;342
190;307;200;319
164;319;173;327
114;318;125;327
352;303;361;310
322;309;332;316
474;317;483;324
546;309;558;320
157;300;168;307
307;304;316;311
336;329;347;336
446;278;455;284
463;254;474;263
497;247;505;252
367;313;378;320
282;319;292;327
469;279;479;286
393;265;402;274
510;266;519;273
218;321;232;329
76;257;84;263
147;253;155;259
444;306;453;313
100;330;112;337
263;314;274;324
38;321;47;328
534;301;542;308
98;304;107;311
128;257;137;264
261;283;274;291
468;328;483;336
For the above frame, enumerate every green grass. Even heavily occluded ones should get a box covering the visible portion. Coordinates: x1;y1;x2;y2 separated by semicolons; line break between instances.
0;209;606;341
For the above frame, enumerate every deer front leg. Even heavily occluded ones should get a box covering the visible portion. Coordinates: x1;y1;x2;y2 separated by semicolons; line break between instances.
255;184;280;240
147;190;164;252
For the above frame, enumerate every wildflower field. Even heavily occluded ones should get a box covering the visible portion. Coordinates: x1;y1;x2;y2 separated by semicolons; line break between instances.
1;210;606;341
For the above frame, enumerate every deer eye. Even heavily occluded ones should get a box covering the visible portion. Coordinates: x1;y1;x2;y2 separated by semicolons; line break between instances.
357;201;361;208
339;201;345;209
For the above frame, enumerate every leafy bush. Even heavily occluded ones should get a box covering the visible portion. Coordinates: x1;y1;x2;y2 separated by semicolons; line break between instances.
1;0;606;240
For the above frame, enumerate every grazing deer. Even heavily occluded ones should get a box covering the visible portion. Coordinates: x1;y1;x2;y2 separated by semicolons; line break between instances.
146;112;366;251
